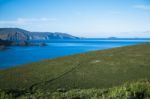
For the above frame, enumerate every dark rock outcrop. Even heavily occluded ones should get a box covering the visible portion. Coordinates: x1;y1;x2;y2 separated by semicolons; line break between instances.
0;39;12;46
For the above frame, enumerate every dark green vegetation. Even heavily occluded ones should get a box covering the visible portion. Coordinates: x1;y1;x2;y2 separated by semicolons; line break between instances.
52;80;150;99
0;79;150;99
0;43;150;98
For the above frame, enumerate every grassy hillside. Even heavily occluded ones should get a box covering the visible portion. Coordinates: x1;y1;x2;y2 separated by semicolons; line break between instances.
1;79;150;99
48;79;150;99
0;43;150;93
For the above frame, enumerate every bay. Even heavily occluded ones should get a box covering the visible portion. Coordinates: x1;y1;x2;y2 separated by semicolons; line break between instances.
0;39;149;69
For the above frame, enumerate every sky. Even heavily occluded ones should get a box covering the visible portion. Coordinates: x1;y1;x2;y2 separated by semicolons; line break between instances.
0;0;150;38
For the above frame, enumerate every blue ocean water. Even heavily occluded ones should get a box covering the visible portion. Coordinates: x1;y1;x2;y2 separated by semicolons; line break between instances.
0;39;149;69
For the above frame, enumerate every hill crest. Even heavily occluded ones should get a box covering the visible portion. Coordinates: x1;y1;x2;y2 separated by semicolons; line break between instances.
0;28;79;40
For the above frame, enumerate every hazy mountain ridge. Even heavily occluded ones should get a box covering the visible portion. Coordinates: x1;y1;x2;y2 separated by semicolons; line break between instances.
0;28;79;41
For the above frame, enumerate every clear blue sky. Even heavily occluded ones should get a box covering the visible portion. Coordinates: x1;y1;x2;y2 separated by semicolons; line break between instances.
0;0;150;37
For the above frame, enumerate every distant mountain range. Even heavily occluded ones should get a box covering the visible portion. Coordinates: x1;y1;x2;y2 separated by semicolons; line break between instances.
0;28;79;41
0;28;150;41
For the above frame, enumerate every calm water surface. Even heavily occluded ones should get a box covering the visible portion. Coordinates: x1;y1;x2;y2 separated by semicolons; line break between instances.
0;40;149;69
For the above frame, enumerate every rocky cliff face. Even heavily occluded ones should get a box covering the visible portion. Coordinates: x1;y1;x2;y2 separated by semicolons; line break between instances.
0;28;30;40
0;28;79;41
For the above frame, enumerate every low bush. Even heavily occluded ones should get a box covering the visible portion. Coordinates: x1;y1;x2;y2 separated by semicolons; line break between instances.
1;79;150;99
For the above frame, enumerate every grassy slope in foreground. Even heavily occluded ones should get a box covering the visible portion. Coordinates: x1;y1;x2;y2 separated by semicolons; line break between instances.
1;79;150;99
46;80;150;99
0;43;150;92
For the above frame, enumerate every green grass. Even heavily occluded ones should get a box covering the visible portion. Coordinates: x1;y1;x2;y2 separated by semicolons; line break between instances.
51;79;150;99
1;79;150;99
0;43;150;94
